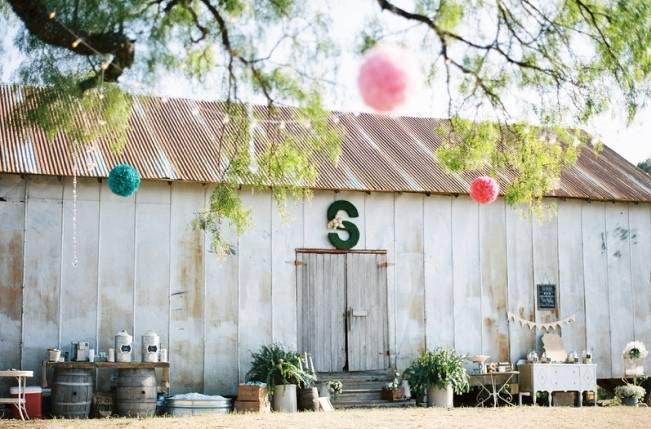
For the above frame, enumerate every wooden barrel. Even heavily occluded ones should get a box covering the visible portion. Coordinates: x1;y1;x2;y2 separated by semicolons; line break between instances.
52;369;93;418
116;368;157;417
298;387;319;411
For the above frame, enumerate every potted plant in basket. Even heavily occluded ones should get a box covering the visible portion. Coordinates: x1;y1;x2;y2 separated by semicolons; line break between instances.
615;385;646;407
246;344;314;413
382;379;405;401
403;347;469;408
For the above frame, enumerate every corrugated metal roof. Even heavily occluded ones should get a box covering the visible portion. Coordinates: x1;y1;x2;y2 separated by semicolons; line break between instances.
1;84;650;202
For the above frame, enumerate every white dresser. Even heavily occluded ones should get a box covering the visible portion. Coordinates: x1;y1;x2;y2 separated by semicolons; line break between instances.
517;363;597;406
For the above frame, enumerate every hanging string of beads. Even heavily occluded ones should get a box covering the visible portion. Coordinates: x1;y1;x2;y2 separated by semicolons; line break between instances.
71;145;79;268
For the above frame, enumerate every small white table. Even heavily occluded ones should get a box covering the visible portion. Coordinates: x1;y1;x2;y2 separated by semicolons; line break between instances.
0;370;34;420
469;371;519;407
517;363;597;406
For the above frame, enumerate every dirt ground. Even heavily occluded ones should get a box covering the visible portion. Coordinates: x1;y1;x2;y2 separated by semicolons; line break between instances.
0;407;649;429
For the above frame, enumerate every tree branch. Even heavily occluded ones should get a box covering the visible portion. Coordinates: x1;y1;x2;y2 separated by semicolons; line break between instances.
5;0;135;86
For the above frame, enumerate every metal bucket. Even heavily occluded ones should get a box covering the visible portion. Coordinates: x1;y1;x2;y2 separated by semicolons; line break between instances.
166;398;232;416
272;384;297;412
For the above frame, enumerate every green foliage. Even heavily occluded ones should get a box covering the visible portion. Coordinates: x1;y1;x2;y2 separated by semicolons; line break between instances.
615;384;646;401
638;158;651;175
245;344;315;393
402;347;470;398
11;79;132;153
193;89;342;255
436;119;582;213
3;0;651;249
432;0;464;32
326;380;343;398
193;183;251;256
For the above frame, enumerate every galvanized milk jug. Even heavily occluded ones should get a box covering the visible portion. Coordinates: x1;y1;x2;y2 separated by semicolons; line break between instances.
141;330;160;363
115;330;133;362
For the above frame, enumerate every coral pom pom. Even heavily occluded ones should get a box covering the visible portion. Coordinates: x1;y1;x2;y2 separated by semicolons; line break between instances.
108;164;141;197
357;45;417;112
469;176;499;205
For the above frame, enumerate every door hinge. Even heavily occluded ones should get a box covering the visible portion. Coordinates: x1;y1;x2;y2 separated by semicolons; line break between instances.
377;261;394;267
292;260;306;267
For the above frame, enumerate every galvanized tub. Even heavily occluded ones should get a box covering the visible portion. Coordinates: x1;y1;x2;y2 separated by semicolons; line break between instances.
166;396;232;416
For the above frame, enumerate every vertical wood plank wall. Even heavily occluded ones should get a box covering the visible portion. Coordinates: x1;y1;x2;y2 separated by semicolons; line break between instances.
1;175;651;395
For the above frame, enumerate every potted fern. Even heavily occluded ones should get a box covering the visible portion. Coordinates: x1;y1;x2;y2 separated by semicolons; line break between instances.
245;344;314;413
403;348;469;408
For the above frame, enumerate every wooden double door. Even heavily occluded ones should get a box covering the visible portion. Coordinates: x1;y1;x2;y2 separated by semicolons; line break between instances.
296;250;389;372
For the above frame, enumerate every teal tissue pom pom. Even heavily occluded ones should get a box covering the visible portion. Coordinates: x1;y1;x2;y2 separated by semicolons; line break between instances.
108;164;141;197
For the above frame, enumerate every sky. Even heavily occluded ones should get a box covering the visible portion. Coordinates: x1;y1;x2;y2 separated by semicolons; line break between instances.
0;1;649;164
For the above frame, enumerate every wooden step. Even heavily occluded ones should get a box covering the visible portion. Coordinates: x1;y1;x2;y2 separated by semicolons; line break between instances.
333;399;416;409
317;370;395;382
334;390;384;402
340;381;388;391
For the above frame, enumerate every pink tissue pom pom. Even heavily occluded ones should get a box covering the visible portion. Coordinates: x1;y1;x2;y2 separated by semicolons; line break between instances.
357;45;417;112
469;176;500;205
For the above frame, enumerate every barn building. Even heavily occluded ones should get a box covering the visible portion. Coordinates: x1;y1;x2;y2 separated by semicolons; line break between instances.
1;84;651;396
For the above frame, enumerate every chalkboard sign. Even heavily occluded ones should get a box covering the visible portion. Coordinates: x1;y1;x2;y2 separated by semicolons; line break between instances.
537;284;557;310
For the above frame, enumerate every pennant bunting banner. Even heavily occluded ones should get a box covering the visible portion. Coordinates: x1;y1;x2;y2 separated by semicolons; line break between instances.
507;312;576;332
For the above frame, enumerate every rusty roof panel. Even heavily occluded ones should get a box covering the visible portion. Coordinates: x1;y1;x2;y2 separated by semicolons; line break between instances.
1;84;650;202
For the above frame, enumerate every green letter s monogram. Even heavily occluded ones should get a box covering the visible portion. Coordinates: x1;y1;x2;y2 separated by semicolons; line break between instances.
327;200;360;250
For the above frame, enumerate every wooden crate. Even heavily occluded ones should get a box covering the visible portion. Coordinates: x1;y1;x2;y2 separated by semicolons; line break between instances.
381;387;405;401
237;385;269;403
552;391;576;407
234;400;271;413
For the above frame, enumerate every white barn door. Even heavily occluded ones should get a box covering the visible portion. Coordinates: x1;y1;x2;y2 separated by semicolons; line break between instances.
297;250;389;372
346;252;389;371
297;251;347;372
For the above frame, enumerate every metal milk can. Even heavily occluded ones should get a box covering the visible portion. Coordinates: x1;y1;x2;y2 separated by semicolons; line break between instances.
115;330;133;362
141;330;160;363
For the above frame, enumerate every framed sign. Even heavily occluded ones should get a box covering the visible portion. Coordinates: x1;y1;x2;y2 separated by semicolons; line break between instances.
537;284;557;310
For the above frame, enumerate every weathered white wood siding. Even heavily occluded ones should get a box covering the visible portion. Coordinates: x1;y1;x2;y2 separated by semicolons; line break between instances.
0;175;25;393
452;196;482;356
479;200;509;362
582;203;612;378
21;177;63;383
423;196;454;349
1;174;651;396
532;212;560;349
169;183;205;393
203;186;239;395
629;204;651;371
557;201;586;354
394;193;425;369
505;206;535;363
